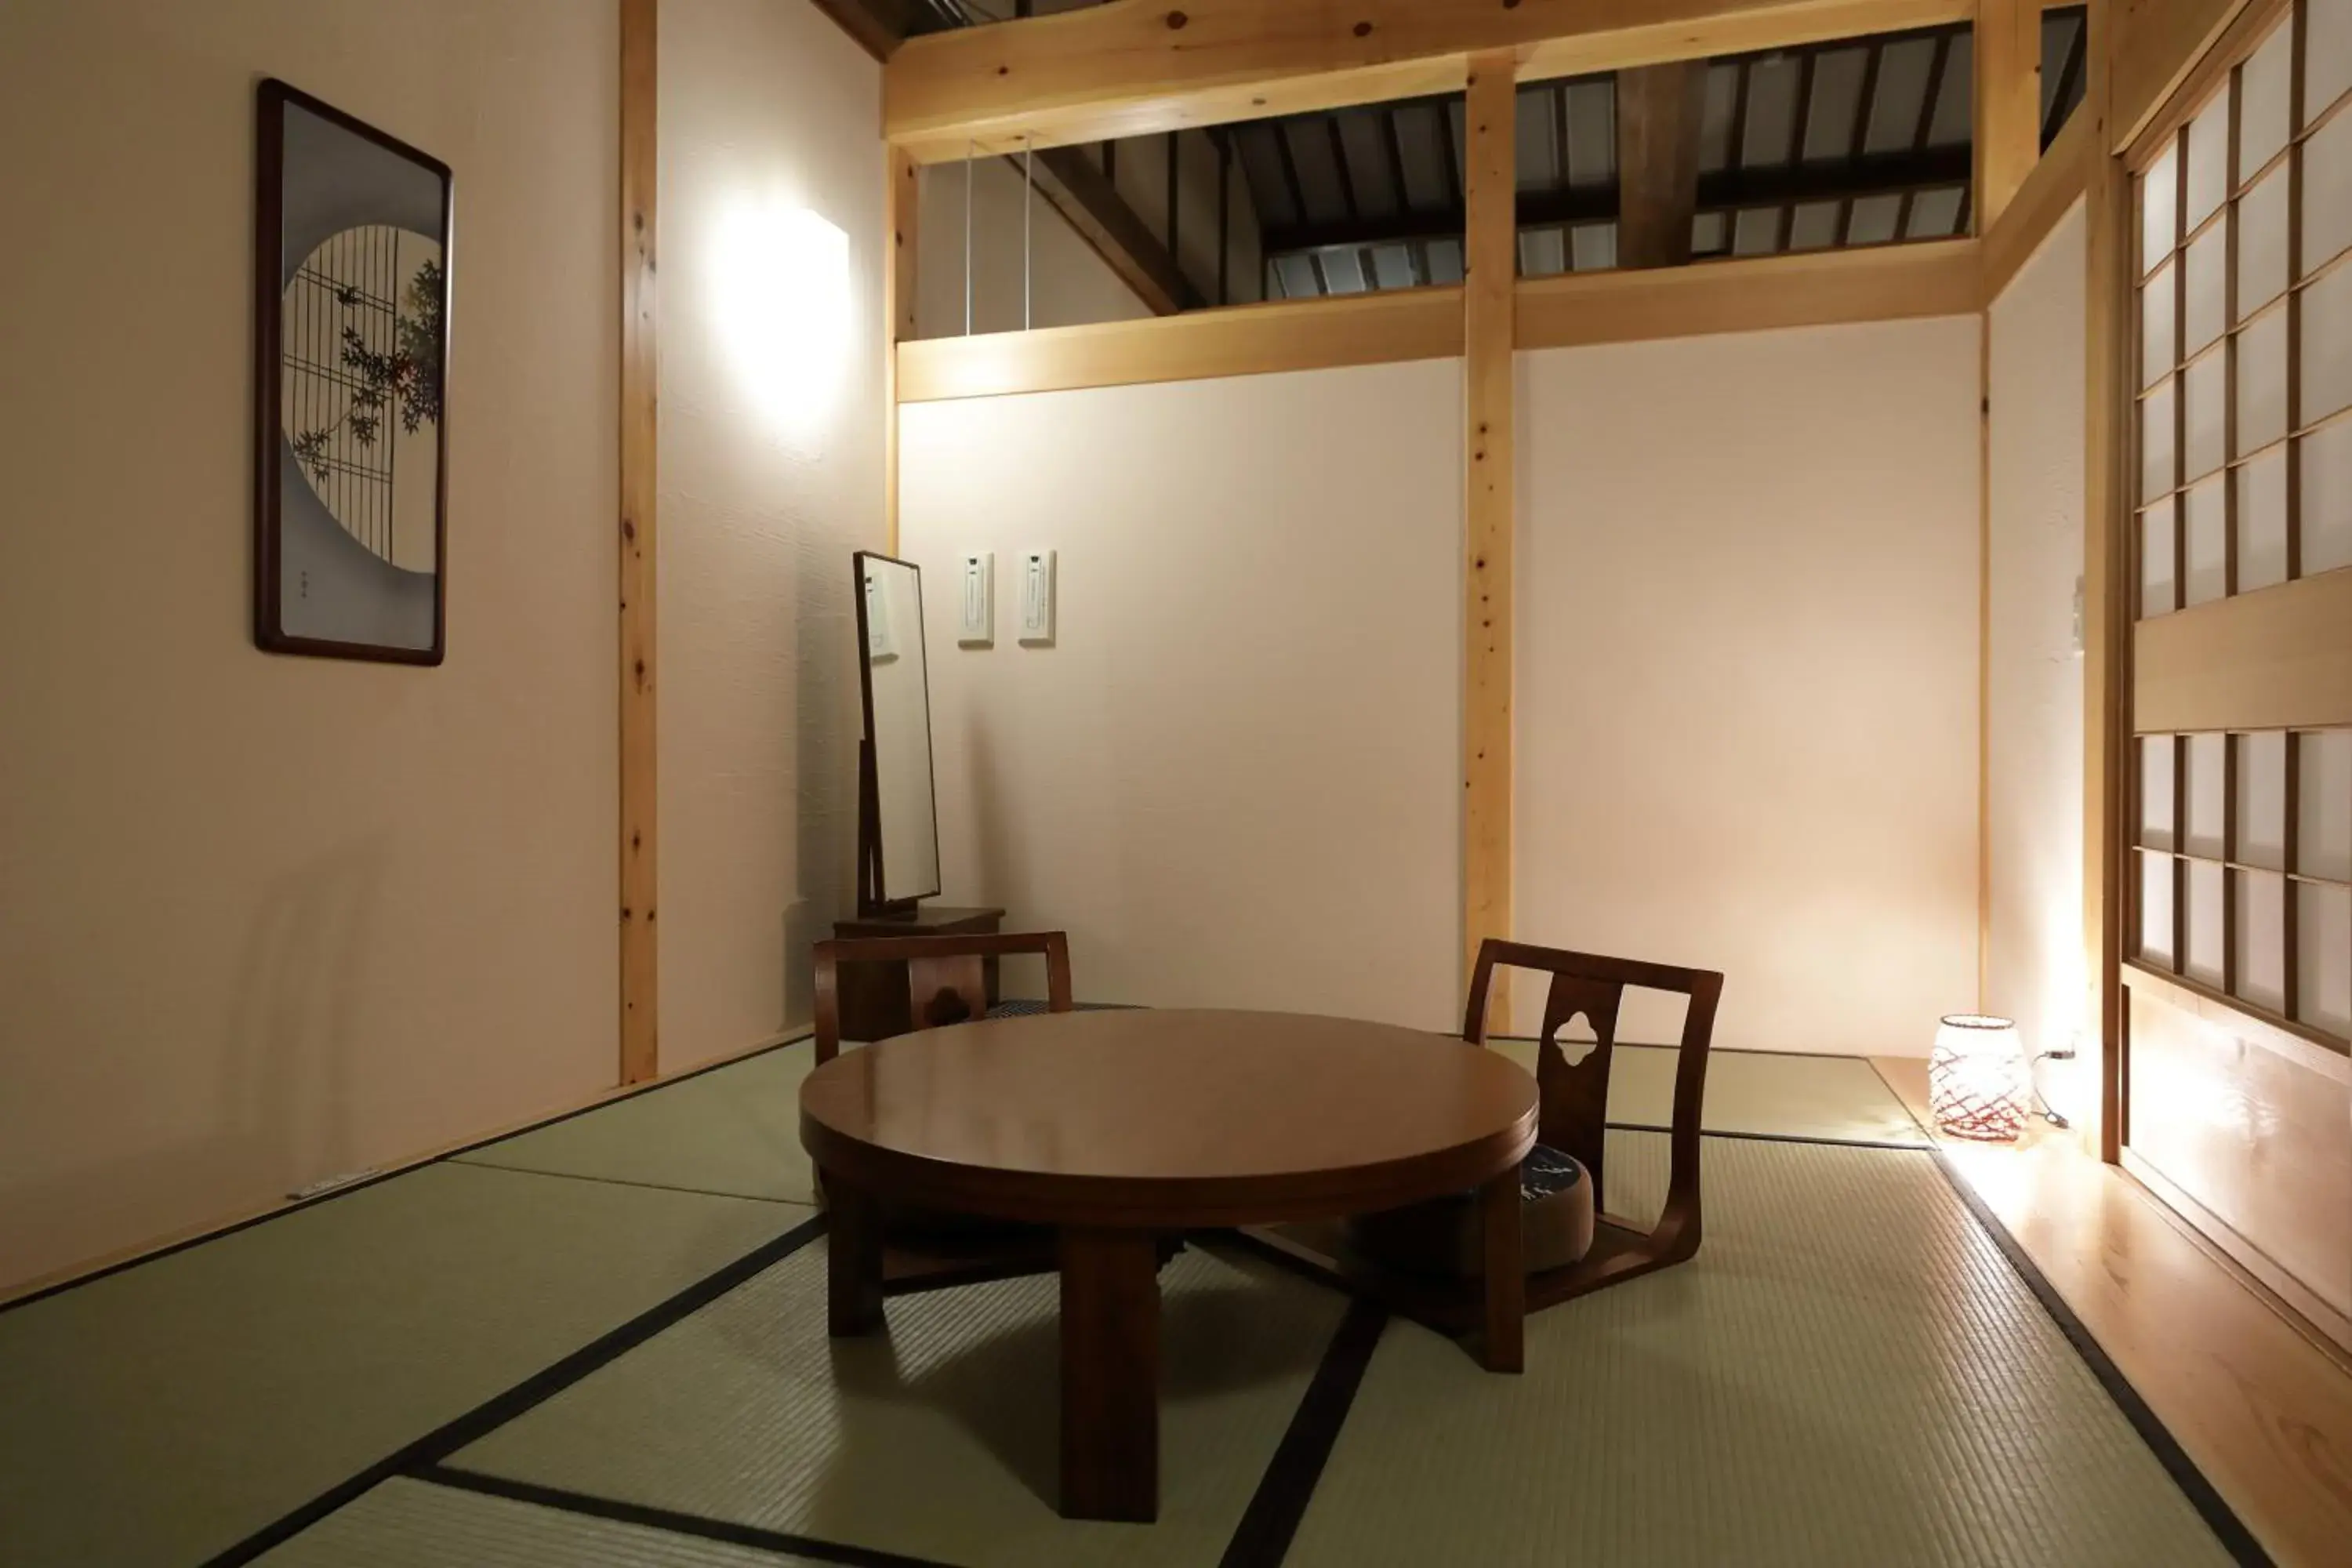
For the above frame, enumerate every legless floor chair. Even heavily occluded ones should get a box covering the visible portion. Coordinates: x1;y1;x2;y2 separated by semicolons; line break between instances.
1254;938;1724;1344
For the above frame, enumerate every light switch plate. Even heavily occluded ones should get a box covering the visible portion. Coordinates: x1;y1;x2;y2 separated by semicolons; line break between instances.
1018;549;1056;644
958;551;994;646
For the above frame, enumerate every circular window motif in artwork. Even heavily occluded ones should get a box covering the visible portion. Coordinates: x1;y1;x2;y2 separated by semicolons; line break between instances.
279;224;444;571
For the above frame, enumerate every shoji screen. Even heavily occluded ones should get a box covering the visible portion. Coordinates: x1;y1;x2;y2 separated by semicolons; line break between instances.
2127;0;2352;1341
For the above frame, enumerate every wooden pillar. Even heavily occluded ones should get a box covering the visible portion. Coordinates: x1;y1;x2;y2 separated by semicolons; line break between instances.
2082;0;2129;1161
884;147;917;554
1617;63;1704;270
619;0;659;1084
1463;51;1515;1022
1978;310;1993;1009
1975;0;2043;231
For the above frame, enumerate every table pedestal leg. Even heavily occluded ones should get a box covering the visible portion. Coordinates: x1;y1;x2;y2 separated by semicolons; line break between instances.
1058;1226;1160;1522
824;1171;884;1338
1478;1166;1525;1373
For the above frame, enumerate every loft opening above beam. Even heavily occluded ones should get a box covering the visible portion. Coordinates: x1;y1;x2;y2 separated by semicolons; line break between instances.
881;0;1980;162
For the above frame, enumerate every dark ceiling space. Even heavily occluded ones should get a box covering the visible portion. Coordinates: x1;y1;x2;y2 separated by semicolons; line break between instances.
873;2;2090;305
1243;8;2087;299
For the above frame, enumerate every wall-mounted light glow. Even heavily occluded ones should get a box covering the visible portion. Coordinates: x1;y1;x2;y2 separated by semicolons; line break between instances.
712;198;851;443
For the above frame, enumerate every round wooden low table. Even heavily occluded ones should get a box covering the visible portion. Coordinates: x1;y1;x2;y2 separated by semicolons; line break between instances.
800;1007;1538;1523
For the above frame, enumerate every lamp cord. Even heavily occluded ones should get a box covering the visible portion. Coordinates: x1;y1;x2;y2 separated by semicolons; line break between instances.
2031;1049;2073;1130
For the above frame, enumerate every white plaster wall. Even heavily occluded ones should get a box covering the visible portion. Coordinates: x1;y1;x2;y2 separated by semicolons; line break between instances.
1988;201;2092;1114
658;0;886;1068
1516;319;1983;1055
898;361;1465;1029
0;0;617;1289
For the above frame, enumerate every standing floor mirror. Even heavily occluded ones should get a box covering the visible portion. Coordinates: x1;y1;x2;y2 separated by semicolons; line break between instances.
853;551;942;916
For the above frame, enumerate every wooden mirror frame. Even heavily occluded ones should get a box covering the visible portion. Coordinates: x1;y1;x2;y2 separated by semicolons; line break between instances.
852;550;944;917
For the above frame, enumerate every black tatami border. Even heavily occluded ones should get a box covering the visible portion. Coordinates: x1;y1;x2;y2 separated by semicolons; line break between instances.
194;1211;828;1568
1219;1298;1389;1568
2;1031;817;1319
1928;1152;2274;1568
70;1054;2275;1568
415;1464;964;1568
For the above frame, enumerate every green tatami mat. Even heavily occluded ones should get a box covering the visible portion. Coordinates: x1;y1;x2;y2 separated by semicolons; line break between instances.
0;1163;812;1568
456;1240;1345;1568
1287;1133;2236;1568
1491;1038;1930;1145
454;1037;1924;1224
456;1040;820;1204
254;1476;838;1567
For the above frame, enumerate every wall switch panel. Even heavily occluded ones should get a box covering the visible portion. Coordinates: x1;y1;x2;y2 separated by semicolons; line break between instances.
958;551;994;646
1018;548;1056;644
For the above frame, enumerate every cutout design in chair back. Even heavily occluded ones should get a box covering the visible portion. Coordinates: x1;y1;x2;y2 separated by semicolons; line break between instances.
908;953;988;1030
1463;938;1724;1265
813;931;1076;1062
1530;974;1621;1213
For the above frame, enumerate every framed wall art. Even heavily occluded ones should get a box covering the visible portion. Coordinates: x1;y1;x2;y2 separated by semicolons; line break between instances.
253;79;452;662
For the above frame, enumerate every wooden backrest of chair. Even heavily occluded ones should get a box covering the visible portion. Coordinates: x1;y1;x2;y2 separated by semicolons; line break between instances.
812;931;1075;1062
1462;939;1724;1234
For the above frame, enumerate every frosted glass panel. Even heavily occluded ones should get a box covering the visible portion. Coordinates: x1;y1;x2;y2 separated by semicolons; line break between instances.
2306;103;2352;273
2142;140;2180;272
2301;419;2352;572
2143;734;2178;849
2184;353;2227;481
2142;499;2180;616
2241;21;2295;180
2143;259;2178;387
2302;260;2352;424
2302;729;2352;880
2141;851;2177;965
2236;448;2291;591
2238;731;2290;869
2142;378;2178;500
2237;304;2290;453
2183;477;2230;605
2297;882;2352;1036
2315;0;2352;125
2185;731;2228;857
2185;223;2229;353
2234;869;2288;1014
2238;168;2291;314
2186;94;2230;233
2185;858;2227;988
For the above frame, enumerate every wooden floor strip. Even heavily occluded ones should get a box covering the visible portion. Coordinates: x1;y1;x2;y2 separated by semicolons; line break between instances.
1871;1057;2352;1568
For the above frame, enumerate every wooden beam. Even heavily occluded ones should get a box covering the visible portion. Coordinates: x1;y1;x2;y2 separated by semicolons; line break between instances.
1028;146;1195;315
1263;143;1973;255
2082;1;2129;1161
1975;0;2043;230
809;0;905;63
2133;572;2352;733
1981;101;2091;303
895;285;1463;401
897;241;1980;402
884;147;917;555
1464;49;1514;1019
1514;239;1982;350
2111;0;2261;155
619;0;659;1085
1615;61;1706;269
884;0;1976;162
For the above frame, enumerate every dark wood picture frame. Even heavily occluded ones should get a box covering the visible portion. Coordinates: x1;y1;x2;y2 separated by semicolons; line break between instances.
851;550;944;916
253;78;453;664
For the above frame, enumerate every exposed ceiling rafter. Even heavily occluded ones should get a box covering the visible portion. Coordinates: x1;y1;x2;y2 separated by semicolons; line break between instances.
884;0;1978;162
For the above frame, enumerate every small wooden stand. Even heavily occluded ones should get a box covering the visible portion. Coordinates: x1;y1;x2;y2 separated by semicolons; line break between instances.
829;904;1007;1042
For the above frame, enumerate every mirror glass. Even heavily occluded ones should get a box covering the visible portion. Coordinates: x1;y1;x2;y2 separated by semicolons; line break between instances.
856;553;941;903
